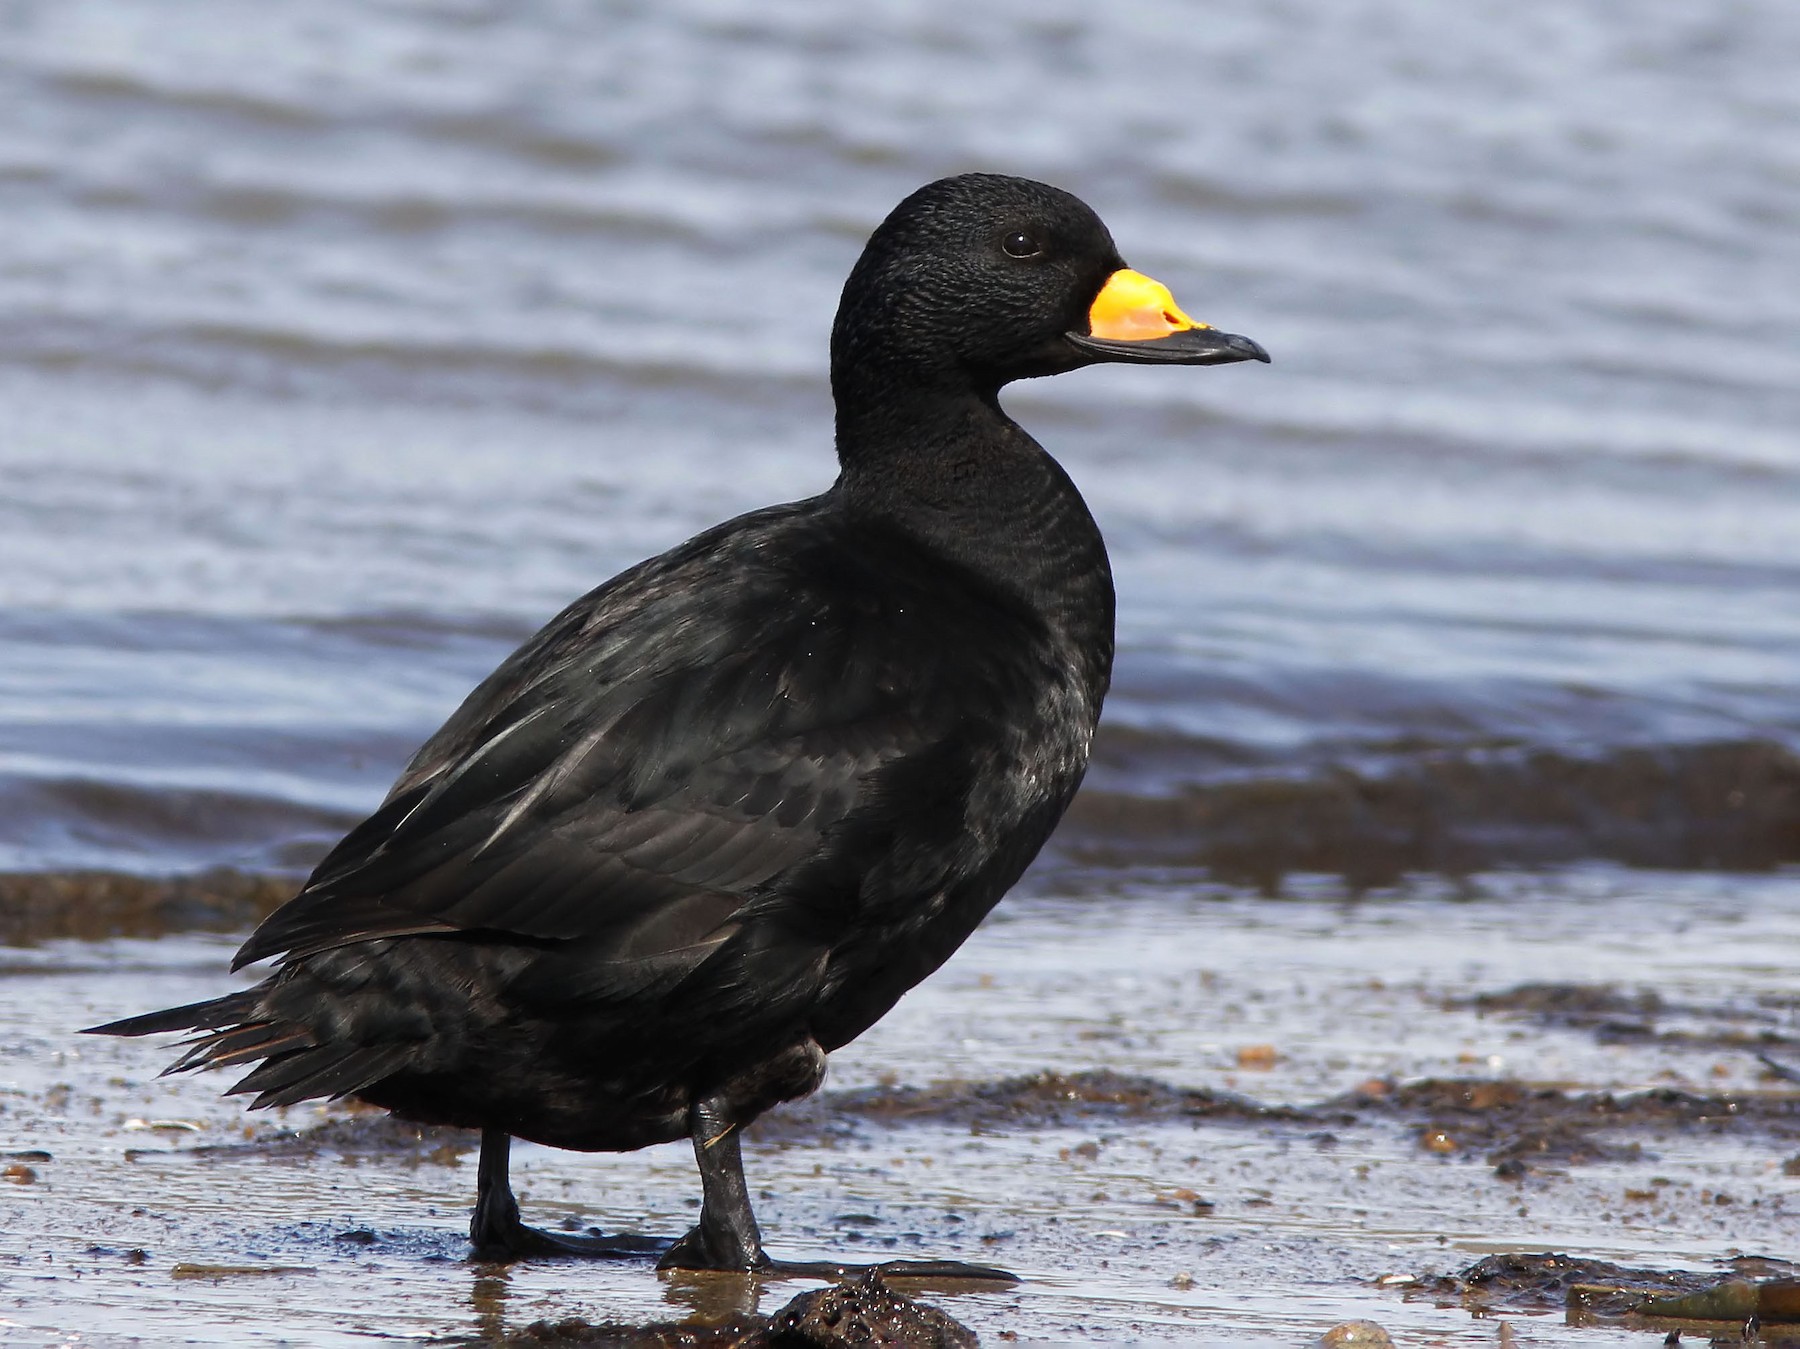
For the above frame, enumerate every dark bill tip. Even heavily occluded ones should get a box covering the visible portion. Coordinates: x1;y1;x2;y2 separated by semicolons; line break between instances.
1065;328;1271;367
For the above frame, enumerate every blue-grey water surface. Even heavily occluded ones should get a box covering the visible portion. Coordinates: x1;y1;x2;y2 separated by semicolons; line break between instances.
2;0;1798;873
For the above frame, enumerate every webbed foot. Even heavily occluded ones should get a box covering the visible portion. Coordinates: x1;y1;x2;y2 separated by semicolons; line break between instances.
763;1256;1017;1284
472;1219;667;1263
655;1231;1014;1283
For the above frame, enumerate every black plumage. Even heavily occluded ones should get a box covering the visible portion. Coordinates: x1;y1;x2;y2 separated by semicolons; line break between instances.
92;173;1267;1276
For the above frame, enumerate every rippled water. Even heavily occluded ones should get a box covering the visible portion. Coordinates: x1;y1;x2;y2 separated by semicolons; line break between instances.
2;0;1798;872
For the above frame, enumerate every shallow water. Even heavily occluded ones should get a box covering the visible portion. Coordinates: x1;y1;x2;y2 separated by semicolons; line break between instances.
8;870;1800;1345
2;0;1798;872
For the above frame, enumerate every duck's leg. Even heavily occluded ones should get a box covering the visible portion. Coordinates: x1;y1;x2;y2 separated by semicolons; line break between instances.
657;1099;769;1270
469;1128;522;1253
468;1128;666;1261
657;1100;1017;1283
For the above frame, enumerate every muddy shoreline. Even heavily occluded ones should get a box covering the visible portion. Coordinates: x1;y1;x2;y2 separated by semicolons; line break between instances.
3;869;1798;1343
0;868;295;946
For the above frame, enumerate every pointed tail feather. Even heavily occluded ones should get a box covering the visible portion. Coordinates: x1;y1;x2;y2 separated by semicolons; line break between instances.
84;990;261;1039
87;986;413;1110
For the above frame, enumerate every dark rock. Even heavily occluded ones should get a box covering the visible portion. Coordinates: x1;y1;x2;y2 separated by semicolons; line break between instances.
767;1271;978;1348
481;1273;978;1347
1418;1251;1800;1324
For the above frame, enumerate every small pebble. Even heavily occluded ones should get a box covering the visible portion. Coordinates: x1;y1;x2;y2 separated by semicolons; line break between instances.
171;1263;316;1279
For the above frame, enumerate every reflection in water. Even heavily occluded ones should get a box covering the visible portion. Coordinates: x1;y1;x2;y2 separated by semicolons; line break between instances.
659;1266;768;1322
463;1261;768;1341
469;1268;512;1343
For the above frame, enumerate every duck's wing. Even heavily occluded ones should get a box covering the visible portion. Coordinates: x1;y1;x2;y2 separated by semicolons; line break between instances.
234;509;1037;974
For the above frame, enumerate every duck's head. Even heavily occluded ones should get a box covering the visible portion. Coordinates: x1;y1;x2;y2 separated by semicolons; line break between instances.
831;173;1268;396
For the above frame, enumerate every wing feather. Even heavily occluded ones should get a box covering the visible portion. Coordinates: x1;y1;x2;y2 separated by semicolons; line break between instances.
235;504;1043;974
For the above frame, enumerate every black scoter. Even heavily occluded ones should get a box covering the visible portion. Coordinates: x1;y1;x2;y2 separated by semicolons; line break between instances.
92;173;1267;1279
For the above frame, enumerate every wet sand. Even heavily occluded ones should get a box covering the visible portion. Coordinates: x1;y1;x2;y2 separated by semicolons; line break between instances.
6;868;1800;1345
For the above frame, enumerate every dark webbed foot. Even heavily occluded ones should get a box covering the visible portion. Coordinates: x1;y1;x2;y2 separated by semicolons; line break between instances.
656;1241;1015;1283
473;1220;669;1263
761;1256;1017;1285
470;1128;668;1263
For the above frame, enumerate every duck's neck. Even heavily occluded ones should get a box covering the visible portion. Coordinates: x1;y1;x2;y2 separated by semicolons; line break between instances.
833;377;1115;674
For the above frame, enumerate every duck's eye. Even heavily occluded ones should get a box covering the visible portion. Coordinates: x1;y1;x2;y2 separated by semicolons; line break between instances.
1001;231;1043;260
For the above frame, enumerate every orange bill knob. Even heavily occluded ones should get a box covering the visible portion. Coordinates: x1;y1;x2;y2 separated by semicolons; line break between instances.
1086;269;1211;341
